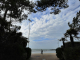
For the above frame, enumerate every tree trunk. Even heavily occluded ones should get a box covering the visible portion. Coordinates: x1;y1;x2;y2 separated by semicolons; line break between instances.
63;41;65;48
9;11;12;32
70;34;74;47
4;9;8;21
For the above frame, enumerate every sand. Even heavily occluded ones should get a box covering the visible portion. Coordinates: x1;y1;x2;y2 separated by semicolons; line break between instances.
28;53;59;60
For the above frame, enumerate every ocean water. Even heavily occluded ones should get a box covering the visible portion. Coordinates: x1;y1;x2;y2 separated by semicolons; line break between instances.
31;49;56;54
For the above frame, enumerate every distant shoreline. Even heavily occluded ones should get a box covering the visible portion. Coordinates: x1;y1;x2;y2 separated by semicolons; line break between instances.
32;49;56;50
31;52;56;54
31;49;56;54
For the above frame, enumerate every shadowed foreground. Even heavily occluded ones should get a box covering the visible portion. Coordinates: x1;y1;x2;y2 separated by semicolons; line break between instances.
28;53;59;60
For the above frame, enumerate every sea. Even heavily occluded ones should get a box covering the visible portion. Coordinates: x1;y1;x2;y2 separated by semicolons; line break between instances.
31;49;56;54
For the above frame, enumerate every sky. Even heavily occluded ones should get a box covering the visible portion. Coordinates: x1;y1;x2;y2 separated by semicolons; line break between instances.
17;0;80;49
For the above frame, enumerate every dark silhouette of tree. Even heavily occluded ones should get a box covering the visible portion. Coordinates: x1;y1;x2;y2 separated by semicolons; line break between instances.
64;29;78;47
0;0;36;43
59;37;67;48
0;0;36;60
35;0;69;14
0;0;35;19
68;11;80;33
0;0;36;32
0;28;29;60
64;11;80;47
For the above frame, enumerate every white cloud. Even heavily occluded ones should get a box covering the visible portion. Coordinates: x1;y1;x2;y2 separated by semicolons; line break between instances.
19;0;80;49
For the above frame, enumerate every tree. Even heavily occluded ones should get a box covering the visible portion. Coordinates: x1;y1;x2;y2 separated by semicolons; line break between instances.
68;11;80;32
35;0;69;14
0;0;36;43
0;0;36;32
64;11;80;47
0;0;35;19
64;29;78;47
0;0;36;60
59;37;67;48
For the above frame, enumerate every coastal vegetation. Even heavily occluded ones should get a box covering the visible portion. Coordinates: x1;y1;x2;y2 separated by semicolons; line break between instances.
56;11;80;60
0;0;35;60
0;0;80;60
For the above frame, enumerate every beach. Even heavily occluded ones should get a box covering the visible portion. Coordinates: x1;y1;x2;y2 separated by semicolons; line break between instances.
28;53;59;60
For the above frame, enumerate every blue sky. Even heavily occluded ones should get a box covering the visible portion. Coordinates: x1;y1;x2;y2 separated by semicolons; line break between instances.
17;0;80;49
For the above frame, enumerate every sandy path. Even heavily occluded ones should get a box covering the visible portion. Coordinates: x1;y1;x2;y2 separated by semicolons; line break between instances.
28;53;59;60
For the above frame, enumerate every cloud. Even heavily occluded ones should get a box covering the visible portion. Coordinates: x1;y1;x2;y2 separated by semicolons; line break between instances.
19;0;80;49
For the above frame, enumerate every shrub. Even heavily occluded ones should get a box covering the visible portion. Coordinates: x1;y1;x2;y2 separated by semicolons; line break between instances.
63;46;80;60
56;47;64;60
0;43;26;60
65;42;80;47
56;42;80;60
25;47;31;59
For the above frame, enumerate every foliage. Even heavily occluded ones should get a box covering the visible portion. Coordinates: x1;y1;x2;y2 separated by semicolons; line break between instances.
0;43;26;60
63;47;80;60
0;29;29;60
0;31;29;60
25;48;31;59
0;0;35;59
59;37;67;48
36;0;69;14
64;11;80;47
0;0;36;33
65;11;80;37
0;0;35;19
56;47;64;60
56;42;80;60
68;11;80;32
65;42;80;47
65;29;78;37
